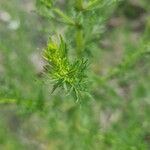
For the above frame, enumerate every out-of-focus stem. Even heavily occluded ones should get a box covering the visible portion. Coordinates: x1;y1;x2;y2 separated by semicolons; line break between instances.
75;29;84;57
76;0;83;11
0;98;17;104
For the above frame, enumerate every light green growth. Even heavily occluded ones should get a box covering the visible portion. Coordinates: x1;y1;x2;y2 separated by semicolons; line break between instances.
38;0;52;8
43;36;87;99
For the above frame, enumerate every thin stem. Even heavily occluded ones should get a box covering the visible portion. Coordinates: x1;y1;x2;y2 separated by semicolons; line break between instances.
0;98;17;105
76;0;83;11
75;29;84;57
75;0;85;57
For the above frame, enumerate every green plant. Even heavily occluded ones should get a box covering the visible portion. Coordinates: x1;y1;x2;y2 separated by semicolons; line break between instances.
1;0;150;149
43;36;88;101
36;0;121;99
37;0;150;99
35;0;150;149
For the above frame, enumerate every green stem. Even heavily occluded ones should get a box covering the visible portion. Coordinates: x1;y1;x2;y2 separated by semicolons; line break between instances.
0;98;17;104
75;29;84;57
76;0;83;11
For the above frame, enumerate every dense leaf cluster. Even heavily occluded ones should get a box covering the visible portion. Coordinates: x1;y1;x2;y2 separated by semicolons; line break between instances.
43;36;87;99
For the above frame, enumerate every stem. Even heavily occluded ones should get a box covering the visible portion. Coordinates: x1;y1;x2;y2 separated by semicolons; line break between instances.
75;29;84;57
0;98;17;105
75;0;85;57
76;0;83;11
142;18;150;42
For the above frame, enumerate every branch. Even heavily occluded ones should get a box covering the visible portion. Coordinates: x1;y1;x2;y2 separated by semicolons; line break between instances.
0;98;17;105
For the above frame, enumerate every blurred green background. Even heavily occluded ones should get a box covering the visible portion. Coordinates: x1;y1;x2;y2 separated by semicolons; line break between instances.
0;0;150;149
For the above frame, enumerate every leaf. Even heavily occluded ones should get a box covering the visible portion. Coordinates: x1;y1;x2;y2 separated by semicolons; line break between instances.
53;8;76;25
85;0;103;10
51;80;62;93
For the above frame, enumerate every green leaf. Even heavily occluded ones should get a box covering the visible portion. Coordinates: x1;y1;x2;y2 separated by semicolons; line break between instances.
53;8;76;25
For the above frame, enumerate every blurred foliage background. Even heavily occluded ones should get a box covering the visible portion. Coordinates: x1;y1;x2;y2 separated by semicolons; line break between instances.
0;0;150;149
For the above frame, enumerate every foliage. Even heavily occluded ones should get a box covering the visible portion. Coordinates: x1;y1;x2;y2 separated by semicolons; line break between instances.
0;0;150;149
43;36;88;100
36;0;121;97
